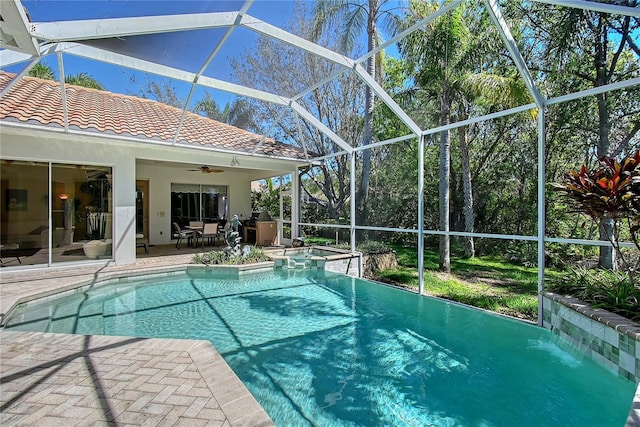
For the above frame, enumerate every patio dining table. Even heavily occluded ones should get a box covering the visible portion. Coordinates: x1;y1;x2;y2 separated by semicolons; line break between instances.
184;225;203;247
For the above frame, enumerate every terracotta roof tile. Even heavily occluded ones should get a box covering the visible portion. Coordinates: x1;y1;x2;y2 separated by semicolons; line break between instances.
0;71;308;161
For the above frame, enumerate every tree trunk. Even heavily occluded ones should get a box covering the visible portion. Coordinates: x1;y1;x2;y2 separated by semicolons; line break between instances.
459;124;475;258
594;14;615;270
357;6;377;233
439;82;451;272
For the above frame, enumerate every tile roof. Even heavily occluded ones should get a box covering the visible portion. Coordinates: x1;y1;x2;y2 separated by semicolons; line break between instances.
0;71;308;161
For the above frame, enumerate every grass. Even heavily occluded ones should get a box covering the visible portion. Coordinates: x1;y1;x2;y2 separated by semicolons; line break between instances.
373;244;546;321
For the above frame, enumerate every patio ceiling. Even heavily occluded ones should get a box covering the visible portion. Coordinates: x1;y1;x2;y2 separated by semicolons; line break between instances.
1;0;637;165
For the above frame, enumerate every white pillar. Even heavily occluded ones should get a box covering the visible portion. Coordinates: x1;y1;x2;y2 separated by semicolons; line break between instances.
350;151;356;252
537;107;547;326
418;136;425;294
292;167;300;239
113;156;136;265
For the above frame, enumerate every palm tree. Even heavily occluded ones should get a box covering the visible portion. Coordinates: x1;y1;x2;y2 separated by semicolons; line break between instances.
193;92;225;121
456;73;532;258
28;63;54;80
401;1;469;272
193;93;258;131
313;0;404;229
28;63;105;90
65;72;104;90
401;1;531;267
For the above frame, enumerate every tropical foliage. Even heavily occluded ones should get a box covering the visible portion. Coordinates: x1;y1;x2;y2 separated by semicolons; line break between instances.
27;63;104;89
552;152;640;222
191;247;270;266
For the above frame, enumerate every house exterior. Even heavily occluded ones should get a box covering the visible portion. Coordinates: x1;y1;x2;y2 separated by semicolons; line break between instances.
0;71;307;269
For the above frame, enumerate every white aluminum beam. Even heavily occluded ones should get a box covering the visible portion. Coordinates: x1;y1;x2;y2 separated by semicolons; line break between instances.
353;133;418;152
545;236;633;248
30;12;238;42
421;103;537;137
537;107;546;326
60;43;290;105
350;151;356;252
0;48;33;67
418;135;425;294
56;51;69;132
532;0;640;16
0;0;39;55
240;15;356;69
310;150;350;162
294;114;310;160
0;57;38;97
289;101;353;153
484;0;546;107
239;17;423;146
291;68;350;102
547;77;640;106
0;41;74;69
353;64;423;136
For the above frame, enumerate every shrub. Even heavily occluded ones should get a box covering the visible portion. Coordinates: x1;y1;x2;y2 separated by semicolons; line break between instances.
357;240;393;255
546;267;640;322
191;247;270;266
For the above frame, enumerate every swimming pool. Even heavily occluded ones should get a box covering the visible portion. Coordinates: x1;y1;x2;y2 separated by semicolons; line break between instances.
3;269;635;426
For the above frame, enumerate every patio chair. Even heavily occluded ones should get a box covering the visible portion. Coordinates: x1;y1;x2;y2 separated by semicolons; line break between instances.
173;222;194;249
136;233;149;253
199;222;220;247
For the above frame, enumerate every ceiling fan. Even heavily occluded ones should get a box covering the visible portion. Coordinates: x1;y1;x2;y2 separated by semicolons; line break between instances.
187;165;224;174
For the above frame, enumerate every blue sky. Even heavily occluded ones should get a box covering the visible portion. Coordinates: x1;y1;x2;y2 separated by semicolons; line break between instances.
16;1;301;107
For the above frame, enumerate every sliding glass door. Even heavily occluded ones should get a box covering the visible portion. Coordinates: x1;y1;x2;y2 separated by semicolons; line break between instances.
170;183;228;231
0;160;112;268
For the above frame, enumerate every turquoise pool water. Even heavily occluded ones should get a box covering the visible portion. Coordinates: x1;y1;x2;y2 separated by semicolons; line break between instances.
4;269;635;426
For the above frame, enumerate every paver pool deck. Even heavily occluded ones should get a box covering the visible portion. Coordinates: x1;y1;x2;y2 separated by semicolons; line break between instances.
0;252;275;426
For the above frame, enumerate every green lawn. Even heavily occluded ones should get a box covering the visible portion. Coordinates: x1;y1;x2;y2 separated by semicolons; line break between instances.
373;245;546;321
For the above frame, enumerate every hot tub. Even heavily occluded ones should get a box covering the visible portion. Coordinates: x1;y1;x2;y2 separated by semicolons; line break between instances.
267;245;362;277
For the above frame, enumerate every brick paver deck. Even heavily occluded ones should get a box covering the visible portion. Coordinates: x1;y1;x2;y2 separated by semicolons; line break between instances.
0;251;275;426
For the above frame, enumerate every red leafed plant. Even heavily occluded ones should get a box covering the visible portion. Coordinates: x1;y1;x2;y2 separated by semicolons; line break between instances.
552;151;640;275
553;151;640;219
